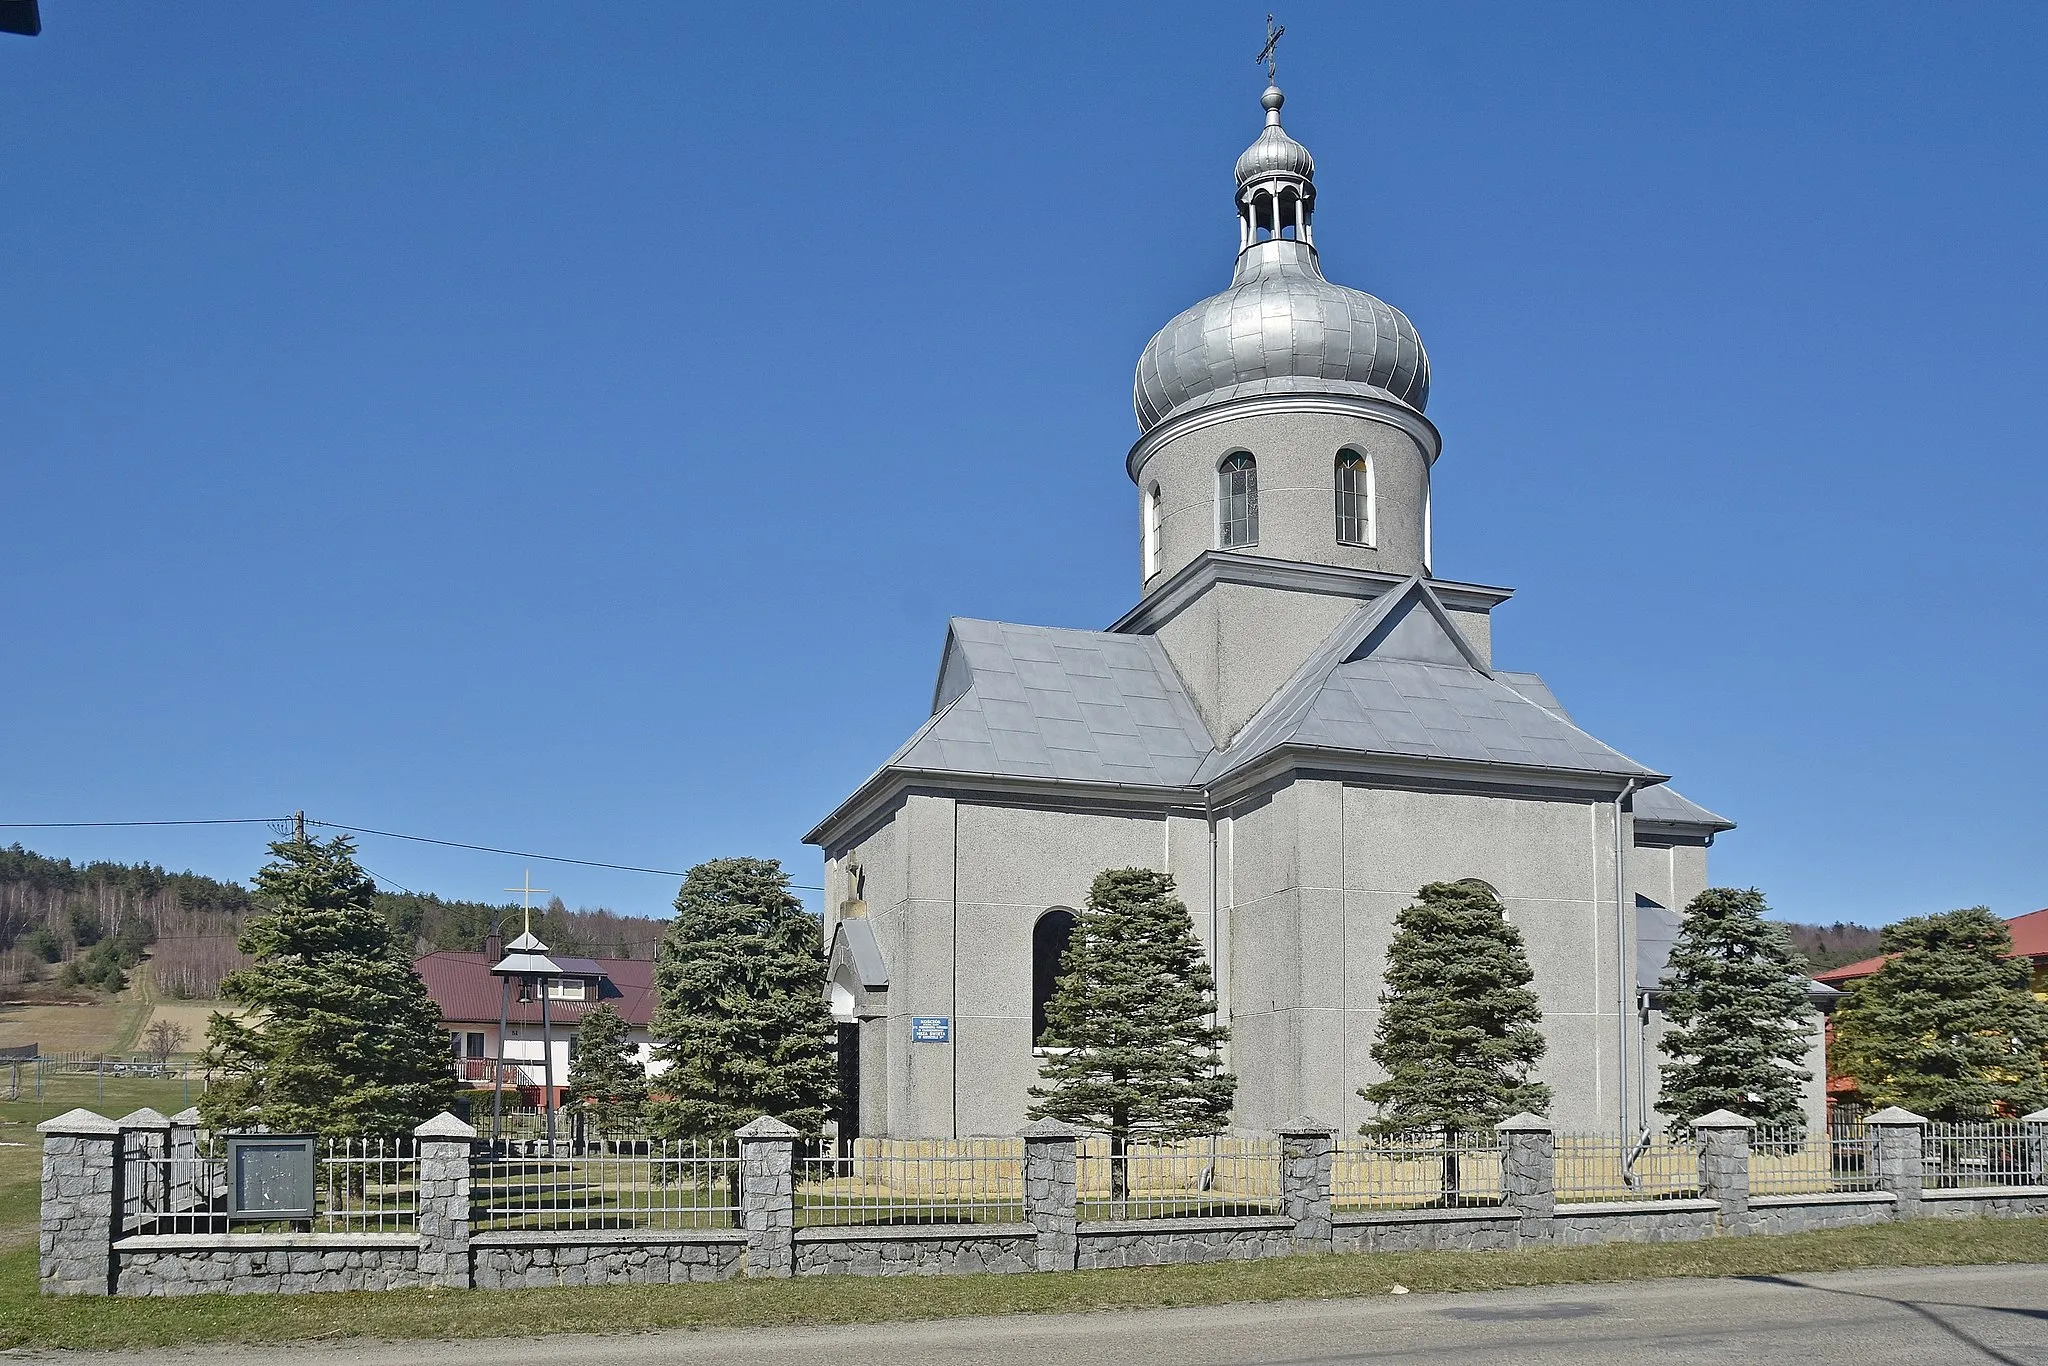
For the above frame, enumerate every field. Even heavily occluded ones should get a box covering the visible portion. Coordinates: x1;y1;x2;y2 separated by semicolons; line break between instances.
0;998;150;1057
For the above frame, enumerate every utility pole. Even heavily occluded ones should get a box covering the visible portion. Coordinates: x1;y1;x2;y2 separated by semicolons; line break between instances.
293;810;307;842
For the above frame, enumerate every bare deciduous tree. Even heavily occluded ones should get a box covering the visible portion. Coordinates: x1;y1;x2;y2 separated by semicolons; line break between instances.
144;1018;190;1067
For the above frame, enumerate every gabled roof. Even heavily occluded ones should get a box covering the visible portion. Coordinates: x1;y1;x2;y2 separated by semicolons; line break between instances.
1814;906;2048;985
1195;578;1663;787
415;951;657;1028
889;618;1215;788
828;919;889;990
808;580;1720;846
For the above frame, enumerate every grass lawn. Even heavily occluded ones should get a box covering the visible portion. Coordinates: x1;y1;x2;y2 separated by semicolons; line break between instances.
0;1212;2042;1351
0;997;152;1057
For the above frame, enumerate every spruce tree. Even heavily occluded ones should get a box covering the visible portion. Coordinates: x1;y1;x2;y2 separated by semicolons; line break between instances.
1363;881;1549;1201
199;833;454;1136
1027;868;1234;1200
1831;907;2048;1119
1656;887;1815;1134
565;1001;646;1139
647;857;836;1139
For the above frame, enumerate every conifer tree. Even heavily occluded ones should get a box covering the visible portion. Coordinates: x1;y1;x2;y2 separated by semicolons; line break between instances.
1831;907;2048;1119
1656;887;1814;1134
199;833;454;1136
1028;869;1234;1200
565;1001;646;1139
647;857;836;1139
1363;881;1548;1200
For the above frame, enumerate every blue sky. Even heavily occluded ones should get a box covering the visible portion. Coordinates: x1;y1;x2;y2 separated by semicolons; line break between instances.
3;3;2043;928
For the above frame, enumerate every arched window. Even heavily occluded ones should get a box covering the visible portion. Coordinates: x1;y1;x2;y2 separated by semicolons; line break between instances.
1031;908;1077;1047
1335;449;1375;547
1143;482;1162;579
1218;452;1258;548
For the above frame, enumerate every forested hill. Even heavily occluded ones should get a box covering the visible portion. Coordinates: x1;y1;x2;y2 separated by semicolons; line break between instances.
1776;921;1886;972
0;844;667;999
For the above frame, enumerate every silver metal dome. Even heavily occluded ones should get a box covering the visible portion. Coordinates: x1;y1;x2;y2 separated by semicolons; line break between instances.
1134;84;1429;434
1234;87;1314;184
1134;240;1430;433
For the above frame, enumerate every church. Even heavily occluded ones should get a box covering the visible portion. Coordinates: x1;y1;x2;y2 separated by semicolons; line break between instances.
806;73;1815;1143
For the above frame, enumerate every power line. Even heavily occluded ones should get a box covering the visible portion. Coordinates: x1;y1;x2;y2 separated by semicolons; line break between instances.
310;820;826;892
0;818;285;829
0;814;825;892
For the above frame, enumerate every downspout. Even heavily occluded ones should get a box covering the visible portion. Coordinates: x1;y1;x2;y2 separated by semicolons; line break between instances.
1613;778;1640;1145
1204;785;1220;1189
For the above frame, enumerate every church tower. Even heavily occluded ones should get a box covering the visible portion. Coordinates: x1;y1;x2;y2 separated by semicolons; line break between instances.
1116;80;1483;746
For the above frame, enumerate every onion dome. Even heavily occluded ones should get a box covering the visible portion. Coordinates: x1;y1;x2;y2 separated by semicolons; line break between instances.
1133;84;1430;434
1233;86;1314;183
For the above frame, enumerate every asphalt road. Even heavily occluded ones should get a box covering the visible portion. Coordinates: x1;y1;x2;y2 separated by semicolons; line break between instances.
43;1264;2048;1365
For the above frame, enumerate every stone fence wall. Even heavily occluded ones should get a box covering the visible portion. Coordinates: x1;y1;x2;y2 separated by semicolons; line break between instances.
38;1104;2048;1296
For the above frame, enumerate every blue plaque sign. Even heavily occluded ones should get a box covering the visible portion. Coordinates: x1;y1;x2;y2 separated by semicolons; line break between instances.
910;1016;951;1044
226;1135;318;1220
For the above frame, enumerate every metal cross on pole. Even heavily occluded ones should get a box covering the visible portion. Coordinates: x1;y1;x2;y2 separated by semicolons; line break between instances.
505;869;551;936
1256;14;1285;85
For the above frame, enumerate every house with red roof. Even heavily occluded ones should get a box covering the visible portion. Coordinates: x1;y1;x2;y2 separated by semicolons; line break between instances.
1813;906;2048;1106
415;941;660;1106
1813;907;2048;994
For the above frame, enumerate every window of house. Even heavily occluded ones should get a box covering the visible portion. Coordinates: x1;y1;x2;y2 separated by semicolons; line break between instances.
1144;482;1163;578
1031;908;1078;1048
1335;449;1375;546
546;978;586;1001
465;1031;485;1058
1218;453;1258;548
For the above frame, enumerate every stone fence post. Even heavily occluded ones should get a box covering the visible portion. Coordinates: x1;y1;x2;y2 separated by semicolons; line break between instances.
1497;1112;1554;1244
1866;1106;1927;1218
737;1116;799;1277
1277;1119;1335;1255
1692;1110;1754;1233
1020;1118;1078;1271
38;1109;121;1296
414;1112;476;1290
2024;1108;2048;1186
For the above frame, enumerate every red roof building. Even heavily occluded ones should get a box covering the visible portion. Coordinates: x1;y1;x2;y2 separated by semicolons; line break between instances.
1813;907;2048;991
1814;907;2048;1107
415;950;660;1102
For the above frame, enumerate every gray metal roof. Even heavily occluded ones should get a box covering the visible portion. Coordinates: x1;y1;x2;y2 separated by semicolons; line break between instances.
881;618;1216;787
1196;580;1660;785
1632;781;1735;832
813;584;1729;844
829;919;889;990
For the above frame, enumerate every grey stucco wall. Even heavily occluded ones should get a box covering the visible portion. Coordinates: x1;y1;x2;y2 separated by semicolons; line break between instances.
1150;581;1364;746
836;795;1181;1139
835;774;1652;1140
1225;780;1638;1136
1133;409;1430;591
